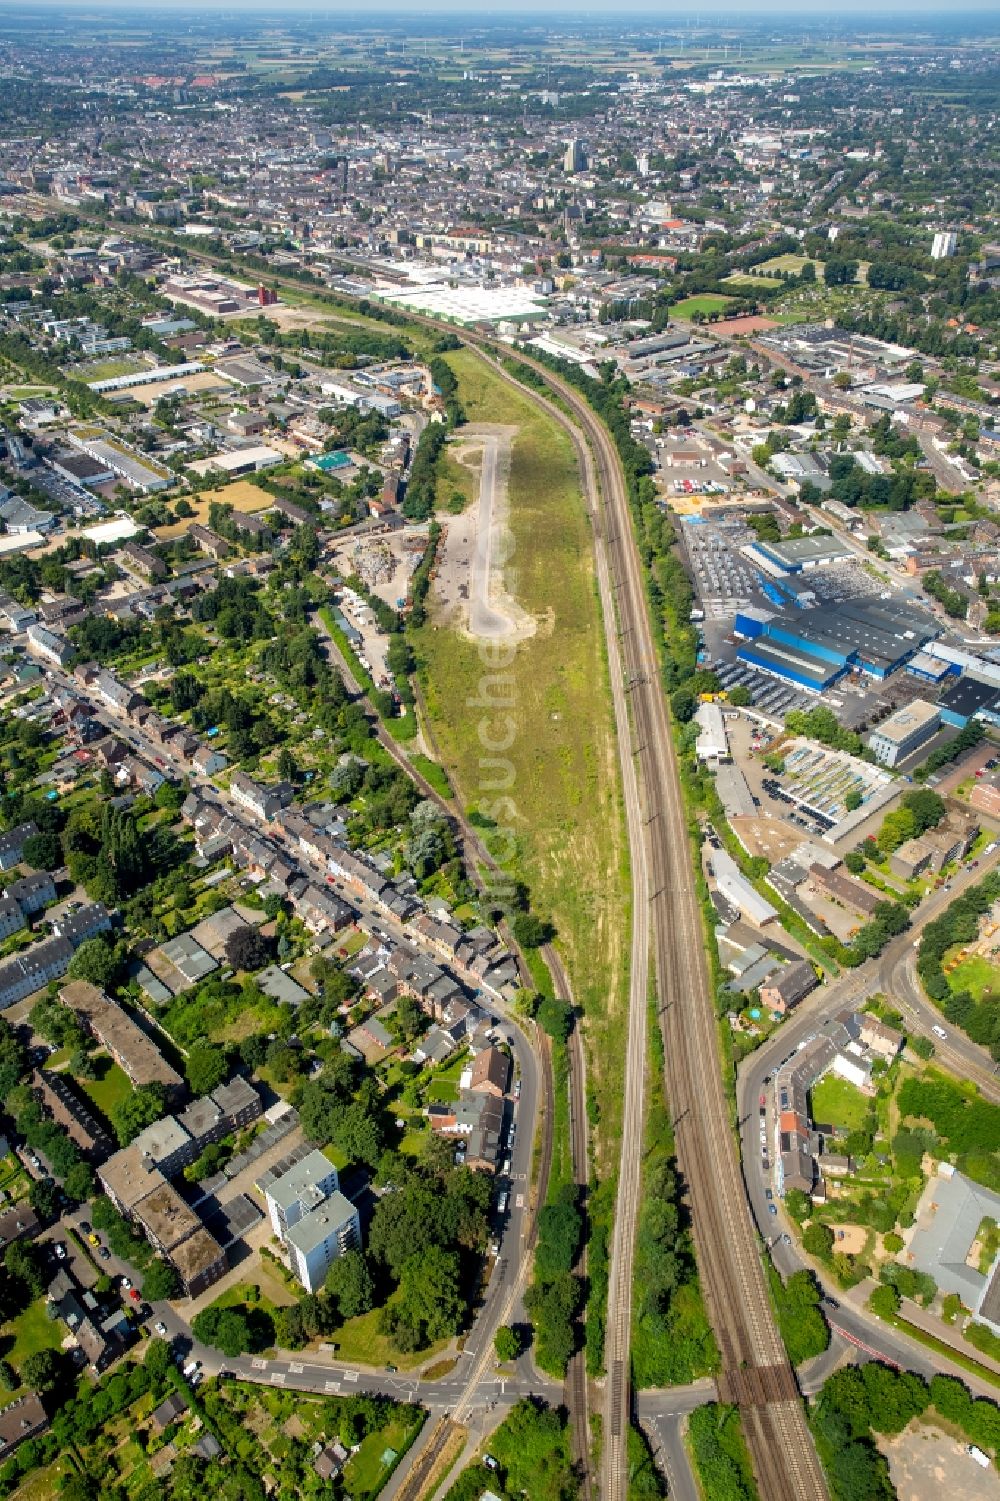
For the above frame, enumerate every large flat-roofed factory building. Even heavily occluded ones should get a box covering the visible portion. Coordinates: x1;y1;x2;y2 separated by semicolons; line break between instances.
734;598;940;692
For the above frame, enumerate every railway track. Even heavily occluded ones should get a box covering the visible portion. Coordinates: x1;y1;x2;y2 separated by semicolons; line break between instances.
392;1418;459;1501
549;948;593;1499
466;343;828;1501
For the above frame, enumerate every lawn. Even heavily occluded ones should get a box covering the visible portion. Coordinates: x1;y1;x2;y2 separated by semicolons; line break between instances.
759;252;822;279
670;294;734;319
7;1456;77;1501
344;1413;423;1494
945;949;998;1002
415;348;630;1171
810;1072;871;1133
81;1058;134;1124
327;1307;448;1370
2;1298;65;1384
208;1274;294;1317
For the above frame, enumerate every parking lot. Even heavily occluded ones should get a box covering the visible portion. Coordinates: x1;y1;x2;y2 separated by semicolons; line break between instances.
704;653;817;720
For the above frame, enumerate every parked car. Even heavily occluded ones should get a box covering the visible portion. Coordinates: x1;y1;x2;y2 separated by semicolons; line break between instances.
768;1204;778;1216
154;1321;167;1337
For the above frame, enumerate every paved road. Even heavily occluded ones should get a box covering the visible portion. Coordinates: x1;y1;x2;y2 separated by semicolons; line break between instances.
738;847;1000;1384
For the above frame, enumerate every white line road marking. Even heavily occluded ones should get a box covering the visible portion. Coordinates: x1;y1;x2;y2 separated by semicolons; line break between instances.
325;1380;341;1393
270;1373;286;1385
251;1358;266;1370
289;1362;304;1374
344;1369;359;1383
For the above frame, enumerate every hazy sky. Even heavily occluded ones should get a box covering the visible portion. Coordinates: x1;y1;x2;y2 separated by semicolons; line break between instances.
5;0;998;12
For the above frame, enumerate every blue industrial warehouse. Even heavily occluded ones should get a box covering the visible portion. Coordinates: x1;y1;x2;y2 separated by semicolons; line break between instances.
734;599;940;691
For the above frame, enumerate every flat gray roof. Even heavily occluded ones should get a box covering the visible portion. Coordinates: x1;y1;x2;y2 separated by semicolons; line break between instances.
285;1191;358;1256
263;1147;338;1214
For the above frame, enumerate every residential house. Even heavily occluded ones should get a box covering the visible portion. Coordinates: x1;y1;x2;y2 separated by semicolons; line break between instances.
758;960;818;1016
32;1069;114;1161
0;1394;49;1455
857;1014;904;1062
0;822;39;871
5;873;56;915
285;1193;360;1294
192;745;227;776
0;899;25;943
468;1046;510;1098
25;623;72;668
0;1204;40;1252
0;936;74;1009
60;981;184;1096
119;542;167;581
229;771;293;823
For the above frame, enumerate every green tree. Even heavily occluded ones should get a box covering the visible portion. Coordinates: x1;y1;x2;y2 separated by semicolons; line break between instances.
869;1283;901;1318
784;1189;812;1222
20;1348;62;1393
185;1041;227;1097
63;1162;95;1203
802;1221;835;1259
67;936;125;989
21;831;61;871
324;1250;374;1320
494;1325;521;1362
141;1259;181;1301
111;1084;167;1147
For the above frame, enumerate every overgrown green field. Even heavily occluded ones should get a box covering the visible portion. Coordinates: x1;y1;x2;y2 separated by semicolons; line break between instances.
413;348;630;1166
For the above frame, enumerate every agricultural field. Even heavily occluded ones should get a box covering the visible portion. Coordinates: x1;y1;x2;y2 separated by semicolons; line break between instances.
413;347;630;1165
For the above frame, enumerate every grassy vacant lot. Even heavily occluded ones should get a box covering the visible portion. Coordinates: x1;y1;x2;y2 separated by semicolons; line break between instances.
414;348;630;1167
810;1073;871;1133
724;271;783;289
435;442;478;514
330;1307;447;1370
156;479;274;540
670;294;734;319
344;1413;420;1493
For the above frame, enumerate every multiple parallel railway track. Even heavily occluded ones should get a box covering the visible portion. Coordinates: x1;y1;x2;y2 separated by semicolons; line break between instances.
471;342;828;1501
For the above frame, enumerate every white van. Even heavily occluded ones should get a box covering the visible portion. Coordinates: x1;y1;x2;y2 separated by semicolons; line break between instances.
967;1445;989;1469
